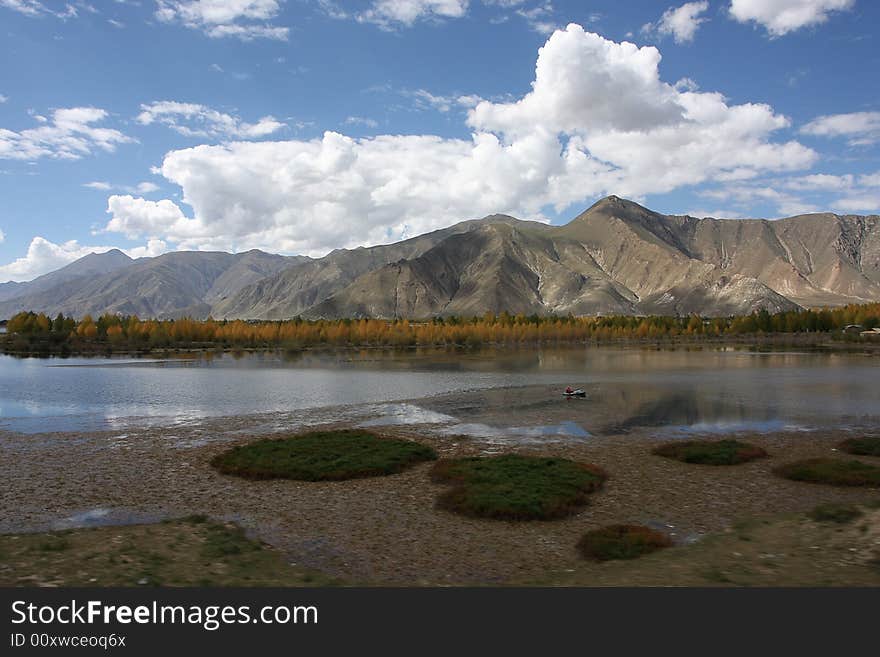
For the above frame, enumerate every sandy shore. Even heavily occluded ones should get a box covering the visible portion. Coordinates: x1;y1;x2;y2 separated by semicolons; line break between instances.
2;385;880;585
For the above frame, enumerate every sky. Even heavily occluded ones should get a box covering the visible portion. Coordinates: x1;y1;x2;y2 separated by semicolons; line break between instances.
0;0;878;282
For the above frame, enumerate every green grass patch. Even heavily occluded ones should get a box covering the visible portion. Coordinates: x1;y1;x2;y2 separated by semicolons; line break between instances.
0;518;340;587
210;430;437;481
431;454;607;520
652;439;768;465
808;503;863;524
838;436;880;457
773;458;880;487
577;524;673;561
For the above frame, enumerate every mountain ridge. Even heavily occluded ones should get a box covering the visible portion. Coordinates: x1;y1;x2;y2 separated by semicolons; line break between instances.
2;197;879;320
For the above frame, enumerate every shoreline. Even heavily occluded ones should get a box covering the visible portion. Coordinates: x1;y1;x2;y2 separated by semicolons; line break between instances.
4;331;880;359
3;383;880;585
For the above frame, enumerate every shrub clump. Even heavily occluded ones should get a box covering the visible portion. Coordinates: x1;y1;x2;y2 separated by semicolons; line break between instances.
652;439;767;465
431;454;606;520
210;430;436;481
773;458;880;487
838;436;880;457
808;503;863;524
577;524;673;561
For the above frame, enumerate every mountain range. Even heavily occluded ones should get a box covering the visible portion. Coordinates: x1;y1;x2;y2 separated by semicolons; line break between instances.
2;196;878;320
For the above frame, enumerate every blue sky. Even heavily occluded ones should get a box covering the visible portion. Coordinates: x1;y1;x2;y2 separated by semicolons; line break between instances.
1;0;878;281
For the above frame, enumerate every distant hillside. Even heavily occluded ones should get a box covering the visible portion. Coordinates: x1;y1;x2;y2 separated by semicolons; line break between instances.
0;249;133;303
0;250;304;319
2;196;879;319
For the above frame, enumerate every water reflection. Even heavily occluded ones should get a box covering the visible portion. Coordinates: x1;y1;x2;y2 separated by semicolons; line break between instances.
1;347;878;436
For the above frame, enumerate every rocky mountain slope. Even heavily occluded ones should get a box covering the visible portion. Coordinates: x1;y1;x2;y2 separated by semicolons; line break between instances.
0;250;302;319
2;196;878;319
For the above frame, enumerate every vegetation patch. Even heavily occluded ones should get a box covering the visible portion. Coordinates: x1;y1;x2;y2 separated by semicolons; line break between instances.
210;430;437;481
808;503;863;524
838;436;880;457
577;524;673;561
773;458;880;487
652;439;767;465
431;454;606;520
0;517;339;587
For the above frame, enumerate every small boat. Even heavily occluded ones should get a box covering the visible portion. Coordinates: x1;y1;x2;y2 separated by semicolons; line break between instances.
563;389;586;397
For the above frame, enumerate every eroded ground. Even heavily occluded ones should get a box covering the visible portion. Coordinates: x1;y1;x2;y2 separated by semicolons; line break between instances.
2;384;880;586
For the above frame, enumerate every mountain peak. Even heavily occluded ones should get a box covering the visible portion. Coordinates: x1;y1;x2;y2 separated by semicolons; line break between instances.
584;195;650;215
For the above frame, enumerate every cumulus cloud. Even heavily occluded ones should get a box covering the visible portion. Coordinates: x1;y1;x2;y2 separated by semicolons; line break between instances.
644;2;710;43
0;236;167;282
0;94;8;103
0;228;5;243
800;111;880;146
98;25;816;258
154;0;289;40
0;107;134;161
136;101;285;139
728;0;855;37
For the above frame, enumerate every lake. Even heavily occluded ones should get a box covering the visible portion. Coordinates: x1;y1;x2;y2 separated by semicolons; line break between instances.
0;347;878;436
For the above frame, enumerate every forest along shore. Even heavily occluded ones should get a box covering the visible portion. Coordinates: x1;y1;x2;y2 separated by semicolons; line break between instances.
2;302;880;356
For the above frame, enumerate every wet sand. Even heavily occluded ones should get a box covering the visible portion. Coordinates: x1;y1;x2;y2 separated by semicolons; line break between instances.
2;385;880;585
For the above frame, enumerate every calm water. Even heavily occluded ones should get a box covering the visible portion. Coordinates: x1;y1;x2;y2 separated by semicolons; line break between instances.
0;347;878;435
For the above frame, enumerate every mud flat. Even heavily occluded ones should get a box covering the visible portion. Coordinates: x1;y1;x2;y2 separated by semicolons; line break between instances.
2;384;880;585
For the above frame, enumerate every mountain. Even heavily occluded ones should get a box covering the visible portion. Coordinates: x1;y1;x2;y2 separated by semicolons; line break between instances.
0;250;302;319
211;215;538;319
0;249;133;303
2;197;878;320
306;198;802;319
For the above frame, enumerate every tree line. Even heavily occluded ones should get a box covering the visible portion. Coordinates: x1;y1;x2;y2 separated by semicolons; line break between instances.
3;303;879;353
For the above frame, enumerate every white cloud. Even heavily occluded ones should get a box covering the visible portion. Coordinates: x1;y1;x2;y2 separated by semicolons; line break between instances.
102;24;816;256
782;173;854;191
0;107;134;161
136;101;285;139
344;116;379;128
357;0;469;27
0;236;167;282
674;77;700;92
84;181;160;194
137;182;160;193
104;195;201;240
154;0;289;40
0;0;48;17
0;0;95;19
700;184;821;216
408;89;482;113
800;111;880;146
84;181;113;191
729;0;855;37
859;172;880;187
645;2;710;44
514;2;556;35
833;194;880;213
324;0;541;29
0;228;5;243
702;170;880;216
0;94;8;103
